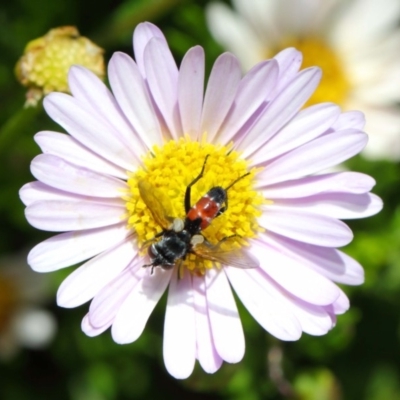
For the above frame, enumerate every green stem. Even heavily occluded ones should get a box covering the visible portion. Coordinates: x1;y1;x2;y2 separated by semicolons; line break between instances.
0;104;42;153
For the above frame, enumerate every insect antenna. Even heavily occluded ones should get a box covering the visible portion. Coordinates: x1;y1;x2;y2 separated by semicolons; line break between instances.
225;172;250;191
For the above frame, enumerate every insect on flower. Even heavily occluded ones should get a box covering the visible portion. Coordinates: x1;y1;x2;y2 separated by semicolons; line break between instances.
140;155;259;276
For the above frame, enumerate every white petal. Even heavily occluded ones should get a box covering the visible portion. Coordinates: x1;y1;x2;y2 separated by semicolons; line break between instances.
251;239;340;306
257;130;368;185
217;60;279;144
35;131;127;179
259;206;353;247
31;154;127;198
251;102;340;165
57;238;137;308
235;266;333;336
200;53;242;143
226;267;302;340
163;272;196;379
20;182;123;206
205;268;244;363
205;2;265;71
271;192;383;219
68;66;148;159
178;46;205;139
271;48;303;97
330;288;349;315
25;199;125;232
330;0;400;52
81;314;111;337
89;259;144;329
192;274;223;374
133;22;167;78
111;268;172;344
236;67;322;159
43;93;139;171
108;52;163;149
332;111;365;131
261;232;365;286
281;299;334;336
260;172;376;197
28;223;130;272
20;182;63;206
144;37;180;139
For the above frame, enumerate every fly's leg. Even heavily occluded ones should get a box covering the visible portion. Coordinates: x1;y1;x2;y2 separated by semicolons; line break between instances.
185;154;210;213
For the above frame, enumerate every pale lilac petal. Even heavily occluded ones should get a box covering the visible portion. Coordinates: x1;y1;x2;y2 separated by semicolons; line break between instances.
256;130;368;185
281;298;334;336
326;288;350;315
43;93;139;171
163;272;196;379
25;199;125;232
250;239;340;306
178;46;205;139
144;37;180;138
261;232;365;286
192;274;223;374
111;268;173;344
332;111;365;131
258;207;353;247
217;60;279;144
271;192;383;219
235;267;333;336
57;238;137;308
20;182;63;206
260;172;376;197
236;67;322;159
251;103;341;165
20;182;124;206
200;53;242;143
28;223;130;272
205;268;244;363
133;22;166;77
31;154;127;198
271;48;303;96
35;131;127;179
82;314;111;337
89;259;144;329
226;267;302;340
108;52;163;148
68;66;147;159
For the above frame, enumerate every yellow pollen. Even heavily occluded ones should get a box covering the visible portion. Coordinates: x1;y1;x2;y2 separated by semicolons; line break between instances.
124;138;263;275
270;37;350;106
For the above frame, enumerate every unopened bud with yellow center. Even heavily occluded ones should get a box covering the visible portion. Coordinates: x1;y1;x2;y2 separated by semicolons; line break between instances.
15;26;105;107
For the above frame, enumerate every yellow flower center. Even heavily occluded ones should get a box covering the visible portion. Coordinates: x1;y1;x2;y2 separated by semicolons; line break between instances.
124;137;263;275
271;37;350;106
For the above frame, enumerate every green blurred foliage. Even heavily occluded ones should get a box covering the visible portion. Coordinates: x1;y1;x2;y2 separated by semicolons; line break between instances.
1;0;400;399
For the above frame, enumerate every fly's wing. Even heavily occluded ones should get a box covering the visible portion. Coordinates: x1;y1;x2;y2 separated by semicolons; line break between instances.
193;238;259;269
138;179;174;230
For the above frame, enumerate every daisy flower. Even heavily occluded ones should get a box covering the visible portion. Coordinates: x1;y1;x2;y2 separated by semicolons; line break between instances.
206;0;400;160
20;22;382;379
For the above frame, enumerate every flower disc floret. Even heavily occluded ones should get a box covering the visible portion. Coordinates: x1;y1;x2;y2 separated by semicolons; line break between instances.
125;138;263;273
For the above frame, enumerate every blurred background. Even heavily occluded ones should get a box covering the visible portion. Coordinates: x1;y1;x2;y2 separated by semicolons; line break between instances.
1;0;400;399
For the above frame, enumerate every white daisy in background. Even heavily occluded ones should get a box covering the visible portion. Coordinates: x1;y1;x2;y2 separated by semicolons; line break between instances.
20;22;381;379
0;252;56;360
206;0;400;160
